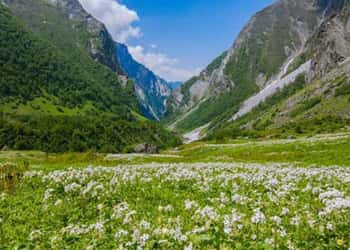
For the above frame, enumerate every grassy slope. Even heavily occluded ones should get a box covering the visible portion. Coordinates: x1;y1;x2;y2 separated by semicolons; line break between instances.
209;73;350;140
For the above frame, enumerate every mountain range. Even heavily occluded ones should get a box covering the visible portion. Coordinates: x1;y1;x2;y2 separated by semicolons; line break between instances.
166;0;350;142
1;0;350;150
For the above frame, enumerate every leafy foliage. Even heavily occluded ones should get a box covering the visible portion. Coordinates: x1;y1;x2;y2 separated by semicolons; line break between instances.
0;114;180;153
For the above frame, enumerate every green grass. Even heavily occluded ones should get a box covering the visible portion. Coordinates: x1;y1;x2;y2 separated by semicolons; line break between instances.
1;132;350;171
1;133;350;249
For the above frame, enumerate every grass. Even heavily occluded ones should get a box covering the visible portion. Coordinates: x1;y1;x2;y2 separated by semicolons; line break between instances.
1;132;350;171
1;132;350;249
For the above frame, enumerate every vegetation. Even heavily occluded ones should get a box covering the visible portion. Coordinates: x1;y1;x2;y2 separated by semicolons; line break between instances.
206;51;227;75
208;73;350;141
0;5;180;153
1;134;350;249
0;5;135;114
335;81;350;97
0;114;181;153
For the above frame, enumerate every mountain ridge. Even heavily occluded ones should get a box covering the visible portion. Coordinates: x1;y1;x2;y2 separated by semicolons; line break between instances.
167;0;350;141
115;43;172;121
0;0;180;152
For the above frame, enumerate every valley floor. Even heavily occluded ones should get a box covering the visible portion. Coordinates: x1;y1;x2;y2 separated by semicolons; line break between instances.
1;132;350;249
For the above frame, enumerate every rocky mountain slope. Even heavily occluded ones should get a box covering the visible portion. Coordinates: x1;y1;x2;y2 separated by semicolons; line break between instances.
115;43;172;121
167;0;350;141
0;1;180;152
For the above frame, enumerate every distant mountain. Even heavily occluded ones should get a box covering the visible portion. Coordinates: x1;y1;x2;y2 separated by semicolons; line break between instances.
168;81;182;90
115;43;172;120
0;0;180;152
167;0;350;141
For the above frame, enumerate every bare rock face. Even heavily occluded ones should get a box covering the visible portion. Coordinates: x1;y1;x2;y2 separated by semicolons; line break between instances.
308;2;350;79
43;0;123;74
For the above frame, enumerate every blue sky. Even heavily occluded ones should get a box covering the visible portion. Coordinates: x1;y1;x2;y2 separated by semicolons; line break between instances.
79;0;275;81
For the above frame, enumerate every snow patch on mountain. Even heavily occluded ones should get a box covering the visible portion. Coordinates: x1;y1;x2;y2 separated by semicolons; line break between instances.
230;60;311;122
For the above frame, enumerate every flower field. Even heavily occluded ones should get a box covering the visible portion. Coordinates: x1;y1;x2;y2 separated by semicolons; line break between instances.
1;162;350;249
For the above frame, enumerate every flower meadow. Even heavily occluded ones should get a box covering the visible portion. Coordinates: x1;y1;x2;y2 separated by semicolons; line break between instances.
1;163;350;249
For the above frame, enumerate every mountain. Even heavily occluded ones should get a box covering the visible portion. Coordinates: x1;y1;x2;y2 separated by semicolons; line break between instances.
168;81;182;90
115;43;172;121
0;0;180;152
167;0;350;141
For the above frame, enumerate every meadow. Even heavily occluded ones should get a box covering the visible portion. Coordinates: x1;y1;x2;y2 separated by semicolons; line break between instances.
1;133;350;249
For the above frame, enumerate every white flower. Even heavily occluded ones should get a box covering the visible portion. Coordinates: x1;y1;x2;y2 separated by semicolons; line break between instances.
29;230;42;241
54;199;63;206
251;209;266;224
184;243;193;250
184;200;198;210
326;223;333;231
319;190;344;201
223;215;232;235
324;197;350;213
271;216;282;225
291;216;301;226
281;207;289;216
164;205;173;212
139;220;151;230
64;182;81;193
115;230;128;239
265;238;274;245
279;228;287;237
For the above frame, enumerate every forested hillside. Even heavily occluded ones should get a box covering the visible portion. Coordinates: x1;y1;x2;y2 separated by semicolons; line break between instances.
0;4;180;152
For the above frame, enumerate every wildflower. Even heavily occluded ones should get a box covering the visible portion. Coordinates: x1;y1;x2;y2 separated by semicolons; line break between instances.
115;230;128;240
223;215;232;235
290;216;301;226
184;200;197;210
231;194;241;203
29;230;42;241
164;205;173;212
265;238;274;245
326;223;333;231
336;239;345;246
54;199;63;206
139;220;151;230
281;207;289;216
184;243;193;250
271;216;282;225
319;190;344;201
279;228;287;238
64;182;81;193
251;209;266;224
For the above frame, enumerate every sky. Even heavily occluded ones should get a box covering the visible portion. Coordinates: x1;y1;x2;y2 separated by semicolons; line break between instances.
78;0;275;82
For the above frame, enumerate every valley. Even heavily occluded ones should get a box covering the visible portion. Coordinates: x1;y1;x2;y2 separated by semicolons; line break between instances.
1;0;350;248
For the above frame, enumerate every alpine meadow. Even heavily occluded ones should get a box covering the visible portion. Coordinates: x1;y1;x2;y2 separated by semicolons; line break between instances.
1;0;350;249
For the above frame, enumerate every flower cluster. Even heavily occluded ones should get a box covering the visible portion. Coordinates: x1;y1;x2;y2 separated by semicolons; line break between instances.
2;162;350;249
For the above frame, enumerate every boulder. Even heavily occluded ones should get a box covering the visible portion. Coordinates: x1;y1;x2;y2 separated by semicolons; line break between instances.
134;143;159;154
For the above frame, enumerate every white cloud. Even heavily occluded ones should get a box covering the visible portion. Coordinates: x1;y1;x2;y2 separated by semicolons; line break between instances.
128;45;201;82
78;0;201;81
78;0;141;43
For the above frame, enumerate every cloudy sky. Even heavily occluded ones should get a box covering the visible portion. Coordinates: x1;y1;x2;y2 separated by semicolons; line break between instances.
78;0;274;81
